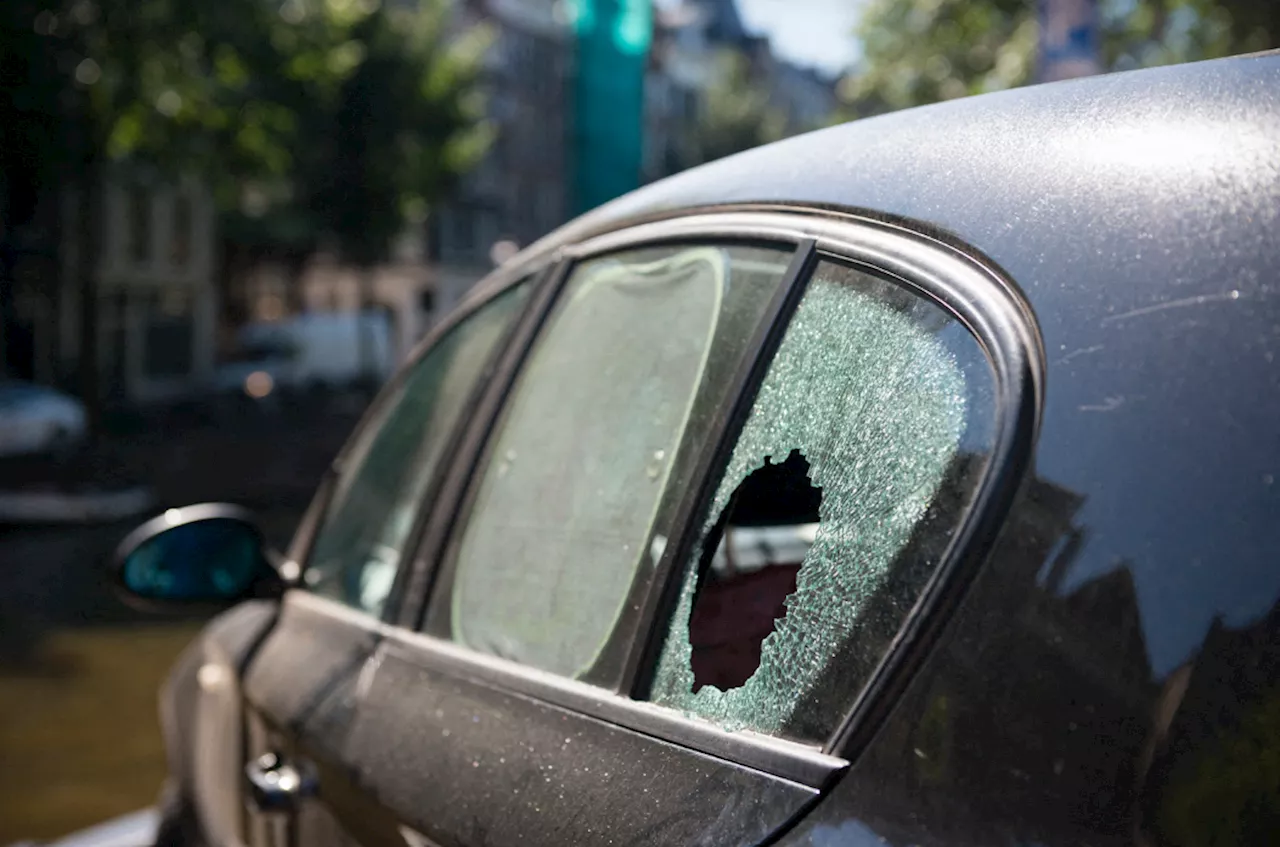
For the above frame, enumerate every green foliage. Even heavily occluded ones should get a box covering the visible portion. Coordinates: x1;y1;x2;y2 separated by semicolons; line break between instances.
843;0;1035;116
693;50;789;165
0;1;65;224
301;2;493;266
1;0;490;267
841;0;1279;119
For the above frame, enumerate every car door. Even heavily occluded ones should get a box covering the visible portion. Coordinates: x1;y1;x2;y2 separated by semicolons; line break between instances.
238;211;1023;847
232;268;535;847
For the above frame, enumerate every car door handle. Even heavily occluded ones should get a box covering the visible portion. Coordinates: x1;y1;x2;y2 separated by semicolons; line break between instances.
245;751;318;813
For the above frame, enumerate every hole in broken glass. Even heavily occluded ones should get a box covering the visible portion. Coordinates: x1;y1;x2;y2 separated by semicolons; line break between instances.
687;449;822;693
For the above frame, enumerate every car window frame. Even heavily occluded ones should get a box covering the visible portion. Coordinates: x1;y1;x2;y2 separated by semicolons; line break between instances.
282;259;554;625
283;208;1040;789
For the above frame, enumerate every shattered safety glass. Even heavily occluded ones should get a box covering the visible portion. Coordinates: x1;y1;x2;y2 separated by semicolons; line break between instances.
648;259;996;743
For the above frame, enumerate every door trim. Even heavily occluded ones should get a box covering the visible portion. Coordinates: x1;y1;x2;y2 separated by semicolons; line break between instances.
285;589;845;789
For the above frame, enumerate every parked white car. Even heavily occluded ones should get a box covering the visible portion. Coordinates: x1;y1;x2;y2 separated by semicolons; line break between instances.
236;310;394;389
0;380;87;457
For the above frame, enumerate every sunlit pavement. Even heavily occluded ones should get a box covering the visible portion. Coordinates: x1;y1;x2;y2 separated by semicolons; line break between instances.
0;624;201;844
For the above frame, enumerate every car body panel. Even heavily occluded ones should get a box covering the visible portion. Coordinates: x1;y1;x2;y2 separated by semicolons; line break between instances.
156;601;278;847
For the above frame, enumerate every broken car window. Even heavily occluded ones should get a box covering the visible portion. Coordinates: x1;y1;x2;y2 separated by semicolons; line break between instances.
649;260;996;743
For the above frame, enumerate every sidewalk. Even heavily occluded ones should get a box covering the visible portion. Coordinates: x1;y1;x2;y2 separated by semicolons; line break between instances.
0;624;198;844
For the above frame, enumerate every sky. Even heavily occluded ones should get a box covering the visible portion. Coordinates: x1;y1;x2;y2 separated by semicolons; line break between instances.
733;0;865;76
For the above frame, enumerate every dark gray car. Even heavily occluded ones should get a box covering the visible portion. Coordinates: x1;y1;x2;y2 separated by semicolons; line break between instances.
81;51;1280;847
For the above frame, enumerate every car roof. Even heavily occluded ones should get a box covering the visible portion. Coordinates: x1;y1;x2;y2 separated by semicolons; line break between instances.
517;51;1280;327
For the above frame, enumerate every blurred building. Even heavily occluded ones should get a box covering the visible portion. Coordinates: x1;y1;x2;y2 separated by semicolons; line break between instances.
421;0;835;311
429;0;571;314
228;226;434;370
644;3;704;181
0;169;218;404
697;0;837;134
74;172;219;404
643;0;838;181
768;60;839;134
221;0;572;374
0;191;60;386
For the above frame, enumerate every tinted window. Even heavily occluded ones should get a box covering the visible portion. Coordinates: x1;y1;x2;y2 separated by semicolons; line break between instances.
305;283;528;616
442;244;796;679
648;259;996;743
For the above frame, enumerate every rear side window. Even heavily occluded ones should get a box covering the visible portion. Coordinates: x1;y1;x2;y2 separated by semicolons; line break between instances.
648;259;995;743
305;283;529;616
441;244;797;679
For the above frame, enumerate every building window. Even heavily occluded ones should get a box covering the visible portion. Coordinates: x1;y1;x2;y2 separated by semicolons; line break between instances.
128;187;151;264
171;194;193;267
449;208;482;259
143;290;195;378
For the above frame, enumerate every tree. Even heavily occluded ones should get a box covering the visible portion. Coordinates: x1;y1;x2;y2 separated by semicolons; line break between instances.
300;4;491;381
2;0;312;427
840;0;1278;118
691;49;788;165
1;0;490;423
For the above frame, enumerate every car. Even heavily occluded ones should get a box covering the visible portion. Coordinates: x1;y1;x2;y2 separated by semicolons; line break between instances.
0;380;86;458
211;338;301;401
65;52;1280;847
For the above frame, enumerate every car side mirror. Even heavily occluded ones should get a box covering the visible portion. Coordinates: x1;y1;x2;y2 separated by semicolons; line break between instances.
112;503;287;609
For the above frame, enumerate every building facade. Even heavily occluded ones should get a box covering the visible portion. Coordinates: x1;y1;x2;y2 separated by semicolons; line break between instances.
70;173;219;404
430;0;571;314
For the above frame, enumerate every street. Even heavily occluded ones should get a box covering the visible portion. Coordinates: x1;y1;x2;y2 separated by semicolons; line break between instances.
0;396;360;843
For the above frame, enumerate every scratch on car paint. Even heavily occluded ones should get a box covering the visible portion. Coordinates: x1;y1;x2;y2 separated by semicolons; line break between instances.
355;642;386;700
649;269;966;736
1101;291;1240;324
1058;344;1105;364
1080;396;1125;412
398;824;444;847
